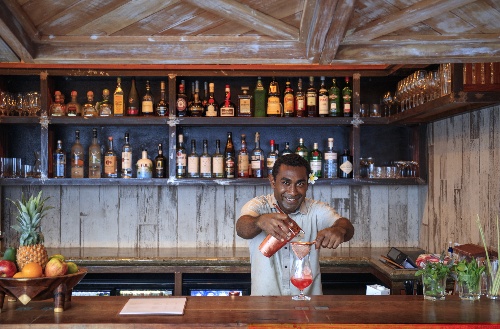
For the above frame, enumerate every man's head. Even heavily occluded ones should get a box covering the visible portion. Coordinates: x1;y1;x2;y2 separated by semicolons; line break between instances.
270;154;311;214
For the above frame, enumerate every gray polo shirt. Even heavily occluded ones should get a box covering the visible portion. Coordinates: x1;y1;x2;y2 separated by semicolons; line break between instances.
240;194;340;296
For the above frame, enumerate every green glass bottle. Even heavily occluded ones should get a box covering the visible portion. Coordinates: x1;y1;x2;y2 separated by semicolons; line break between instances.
295;138;309;162
309;142;322;178
254;77;266;117
328;78;341;117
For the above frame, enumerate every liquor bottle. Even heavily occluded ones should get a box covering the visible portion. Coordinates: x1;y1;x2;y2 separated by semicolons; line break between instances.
176;80;188;117
156;81;168;116
295;78;306;117
281;142;293;156
224;132;235;178
202;81;208;109
187;140;200;178
306;76;317;117
338;149;353;178
89;128;101;178
189;81;203;117
205;82;219;117
266;139;279;176
70;130;84;178
127;78;139;116
343;77;352;117
104;136;118;178
283;79;295;117
141;80;154;116
254;77;266;117
237;134;249;178
251;132;264;178
121;132;133;178
188;81;195;112
323;137;338;178
50;91;65;116
220;85;236;117
99;89;113;116
318;76;329;117
266;77;281;117
53;139;66;178
309;142;322;178
200;139;212;178
113;77;124;116
176;134;187;178
212;139;224;178
295;138;309;161
237;86;253;116
66;91;81;116
83;91;98;117
328;78;341;117
154;143;166;178
136;149;153;179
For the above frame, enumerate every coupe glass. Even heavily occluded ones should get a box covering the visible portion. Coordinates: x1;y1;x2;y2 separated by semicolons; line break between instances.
290;241;314;301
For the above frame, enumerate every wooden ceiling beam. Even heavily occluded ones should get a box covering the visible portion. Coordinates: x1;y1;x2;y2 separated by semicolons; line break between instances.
319;0;355;65
345;0;477;42
186;0;298;40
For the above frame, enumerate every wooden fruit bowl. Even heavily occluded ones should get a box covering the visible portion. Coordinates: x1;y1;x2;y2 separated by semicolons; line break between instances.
0;268;87;312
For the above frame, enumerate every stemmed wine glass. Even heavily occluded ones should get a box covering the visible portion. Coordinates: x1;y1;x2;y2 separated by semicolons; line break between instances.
290;241;314;301
28;92;41;116
0;91;9;116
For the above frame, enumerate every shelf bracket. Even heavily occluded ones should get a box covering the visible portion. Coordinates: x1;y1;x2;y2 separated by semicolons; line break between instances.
351;114;364;128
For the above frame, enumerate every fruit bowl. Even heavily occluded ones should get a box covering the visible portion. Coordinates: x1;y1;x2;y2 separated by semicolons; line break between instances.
0;268;87;312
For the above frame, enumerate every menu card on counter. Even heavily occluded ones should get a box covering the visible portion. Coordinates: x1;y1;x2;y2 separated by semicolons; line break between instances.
119;298;187;315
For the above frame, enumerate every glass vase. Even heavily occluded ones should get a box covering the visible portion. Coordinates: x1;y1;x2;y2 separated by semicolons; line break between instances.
422;273;447;301
486;259;500;300
458;275;481;301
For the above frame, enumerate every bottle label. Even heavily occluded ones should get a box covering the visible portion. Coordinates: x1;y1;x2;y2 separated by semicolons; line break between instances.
127;106;138;116
122;152;132;171
188;157;199;175
105;155;117;175
266;156;277;170
71;167;84;178
344;103;351;114
318;95;328;114
206;104;217;116
267;96;281;115
324;153;337;160
238;154;249;172
157;105;167;116
114;95;124;115
177;98;187;113
137;163;152;179
67;105;77;116
310;160;322;172
213;157;224;176
239;99;251;114
251;157;262;170
176;154;187;166
307;93;316;106
220;105;235;117
142;100;153;114
284;94;294;114
296;97;305;111
225;158;235;178
340;160;353;174
200;158;211;175
330;102;337;110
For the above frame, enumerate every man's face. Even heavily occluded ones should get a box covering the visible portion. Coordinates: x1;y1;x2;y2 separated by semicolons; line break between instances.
270;164;309;214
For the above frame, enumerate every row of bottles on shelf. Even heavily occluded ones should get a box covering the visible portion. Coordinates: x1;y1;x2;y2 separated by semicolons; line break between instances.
176;133;353;179
46;76;353;118
52;130;167;179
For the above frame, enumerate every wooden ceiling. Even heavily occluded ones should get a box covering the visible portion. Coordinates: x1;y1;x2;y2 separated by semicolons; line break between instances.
0;0;499;68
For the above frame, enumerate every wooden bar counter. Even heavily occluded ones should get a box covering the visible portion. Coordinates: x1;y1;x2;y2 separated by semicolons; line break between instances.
0;295;499;328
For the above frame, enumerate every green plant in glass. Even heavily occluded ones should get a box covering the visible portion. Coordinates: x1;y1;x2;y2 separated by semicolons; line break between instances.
453;258;485;300
477;215;500;299
415;254;453;300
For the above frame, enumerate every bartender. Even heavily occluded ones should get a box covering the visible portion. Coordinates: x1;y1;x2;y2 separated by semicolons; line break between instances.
236;153;354;296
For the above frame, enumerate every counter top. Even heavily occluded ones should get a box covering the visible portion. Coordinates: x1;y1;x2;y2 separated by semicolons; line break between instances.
1;295;498;328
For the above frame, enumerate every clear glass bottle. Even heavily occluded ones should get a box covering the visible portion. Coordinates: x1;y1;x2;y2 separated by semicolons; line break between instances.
127;78;139;116
224;132;235;178
187;139;200;178
283;79;295;117
53;139;66;178
99;89;113;117
89;128;101;178
338;148;353;178
104;136;118;178
176;134;187;178
295;138;309;161
121;132;133;178
83;91;98;117
50;91;65;116
200;139;212;178
154;143;166;178
266;139;279;177
309;142;322;178
136;149;153;179
306;76;317;117
70;130;84;178
295;78;306;117
328;78;341;117
318;76;329;117
212;139;224;178
323;137;338;179
156;81;168;116
66;91;81;116
251;132;264;178
266;77;281;117
238;134;249;178
189;81;204;117
254;77;266;117
237;86;253;117
204;82;219;117
141;80;154;116
176;80;188;117
281;142;293;156
343;77;353;117
113;77;124;116
220;85;236;117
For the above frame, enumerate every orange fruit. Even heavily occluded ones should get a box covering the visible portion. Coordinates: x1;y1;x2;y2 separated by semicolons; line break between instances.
13;272;24;278
20;262;43;278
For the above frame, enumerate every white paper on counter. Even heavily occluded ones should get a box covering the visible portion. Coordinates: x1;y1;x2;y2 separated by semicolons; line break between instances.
119;298;187;315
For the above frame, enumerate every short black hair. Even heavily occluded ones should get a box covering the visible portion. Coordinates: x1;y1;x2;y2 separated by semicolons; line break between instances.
272;154;311;180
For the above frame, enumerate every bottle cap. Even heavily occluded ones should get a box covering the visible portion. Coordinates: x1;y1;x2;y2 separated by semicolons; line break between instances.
71;90;77;97
103;89;109;96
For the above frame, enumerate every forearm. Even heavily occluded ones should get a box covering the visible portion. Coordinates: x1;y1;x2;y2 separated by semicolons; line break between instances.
236;215;263;239
333;217;355;242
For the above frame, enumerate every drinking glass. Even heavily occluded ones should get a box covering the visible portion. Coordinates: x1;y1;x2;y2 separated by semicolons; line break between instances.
415;70;427;106
290;241;314;301
486;259;499;299
0;91;9;116
422;273;447;301
29;92;41;116
15;92;24;116
458;275;481;300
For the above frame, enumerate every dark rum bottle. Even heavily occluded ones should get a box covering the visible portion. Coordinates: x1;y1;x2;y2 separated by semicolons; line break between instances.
224;132;235;178
156;81;168;116
176;80;188;117
283;79;295;117
127;78;139;116
306;76;317;117
154;143;166;178
295;78;305;117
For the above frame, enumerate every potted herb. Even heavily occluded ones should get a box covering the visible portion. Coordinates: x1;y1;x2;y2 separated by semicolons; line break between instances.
415;254;453;301
453;258;485;300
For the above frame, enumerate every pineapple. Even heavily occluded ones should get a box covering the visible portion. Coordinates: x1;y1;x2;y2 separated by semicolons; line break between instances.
9;191;52;270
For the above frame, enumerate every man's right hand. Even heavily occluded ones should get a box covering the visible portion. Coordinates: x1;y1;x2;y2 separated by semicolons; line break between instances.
256;213;293;242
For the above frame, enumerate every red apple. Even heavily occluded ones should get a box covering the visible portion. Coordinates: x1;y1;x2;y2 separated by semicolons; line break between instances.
44;258;68;277
0;260;17;278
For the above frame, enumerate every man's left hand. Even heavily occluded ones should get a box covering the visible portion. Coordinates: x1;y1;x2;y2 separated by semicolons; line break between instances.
314;226;347;250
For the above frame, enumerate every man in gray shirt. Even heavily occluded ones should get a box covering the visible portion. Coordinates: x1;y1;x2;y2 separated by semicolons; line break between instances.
236;153;354;296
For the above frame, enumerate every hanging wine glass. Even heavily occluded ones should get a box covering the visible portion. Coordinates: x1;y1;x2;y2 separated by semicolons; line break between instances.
290;241;314;301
